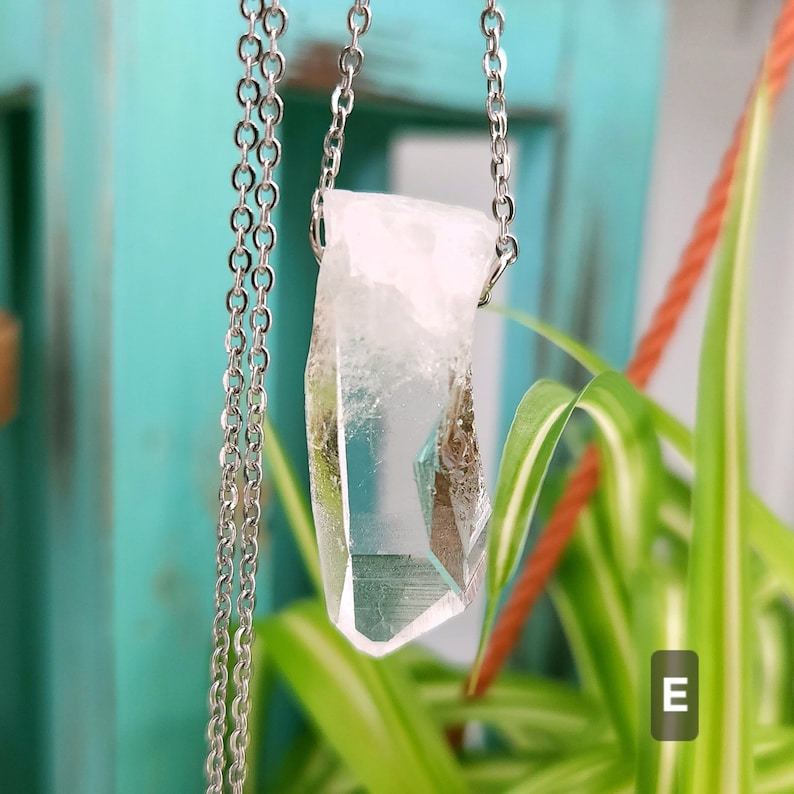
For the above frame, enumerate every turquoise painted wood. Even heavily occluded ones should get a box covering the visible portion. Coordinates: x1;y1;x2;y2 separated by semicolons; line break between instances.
283;1;565;113
0;1;665;790
0;104;46;794
0;0;41;96
43;2;115;792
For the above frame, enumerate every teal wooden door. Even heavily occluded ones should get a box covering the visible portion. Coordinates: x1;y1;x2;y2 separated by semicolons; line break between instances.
0;1;665;791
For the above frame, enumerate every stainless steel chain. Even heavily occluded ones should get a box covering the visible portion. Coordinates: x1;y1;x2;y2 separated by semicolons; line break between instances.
308;1;518;305
204;2;512;786
309;0;372;262
479;0;519;305
205;3;286;792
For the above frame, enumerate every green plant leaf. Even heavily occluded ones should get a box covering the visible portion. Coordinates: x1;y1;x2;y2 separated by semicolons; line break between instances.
492;305;794;600
632;559;687;793
241;632;272;794
755;726;794;793
414;669;608;751
755;601;794;726
471;370;660;694
501;744;633;794
460;755;549;794
747;497;794;601
259;600;469;794
485;377;574;600
551;505;637;752
271;728;363;794
487;305;614;376
681;82;770;793
658;472;693;544
395;645;610;749
262;416;322;593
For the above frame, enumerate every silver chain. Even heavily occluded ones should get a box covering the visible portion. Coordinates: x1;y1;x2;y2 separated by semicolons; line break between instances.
479;1;519;305
309;0;372;262
203;2;512;784
308;1;518;305
205;3;286;792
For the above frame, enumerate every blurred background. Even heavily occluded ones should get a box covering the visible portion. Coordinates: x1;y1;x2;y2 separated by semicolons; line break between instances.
0;0;792;791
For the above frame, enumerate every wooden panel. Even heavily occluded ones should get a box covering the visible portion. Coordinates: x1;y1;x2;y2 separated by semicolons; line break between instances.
497;0;667;445
497;123;558;431
541;0;667;375
111;3;242;791
42;0;115;791
284;0;566;115
0;106;44;794
43;1;114;791
0;0;42;96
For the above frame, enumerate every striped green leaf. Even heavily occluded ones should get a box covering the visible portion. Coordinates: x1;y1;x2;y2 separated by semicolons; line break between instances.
491;305;794;600
551;505;636;752
471;370;660;691
259;600;469;794
394;645;610;751
272;729;363;794
488;304;615;377
755;602;794;726
747;497;794;602
461;756;549;794
681;83;771;793
756;727;794;793
501;744;632;794
415;673;607;751
633;560;687;793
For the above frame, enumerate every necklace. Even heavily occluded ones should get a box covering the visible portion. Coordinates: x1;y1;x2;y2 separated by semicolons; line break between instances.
204;1;517;787
204;3;287;792
305;1;518;655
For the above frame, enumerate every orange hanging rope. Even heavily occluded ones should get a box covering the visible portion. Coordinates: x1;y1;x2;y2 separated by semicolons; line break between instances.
468;0;794;699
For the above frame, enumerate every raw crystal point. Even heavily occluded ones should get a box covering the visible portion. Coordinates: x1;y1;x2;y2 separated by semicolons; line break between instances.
305;190;495;656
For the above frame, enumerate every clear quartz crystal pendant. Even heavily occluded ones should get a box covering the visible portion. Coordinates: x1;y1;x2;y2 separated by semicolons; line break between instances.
305;190;495;656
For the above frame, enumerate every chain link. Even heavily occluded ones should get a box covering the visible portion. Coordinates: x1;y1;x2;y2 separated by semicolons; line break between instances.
479;1;519;306
309;0;372;262
307;1;517;305
228;2;285;791
206;3;286;792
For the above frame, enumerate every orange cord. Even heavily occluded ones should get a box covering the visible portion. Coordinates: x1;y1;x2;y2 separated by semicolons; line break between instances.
467;0;794;699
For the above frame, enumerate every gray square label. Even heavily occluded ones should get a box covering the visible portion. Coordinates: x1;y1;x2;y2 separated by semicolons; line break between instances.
651;650;699;741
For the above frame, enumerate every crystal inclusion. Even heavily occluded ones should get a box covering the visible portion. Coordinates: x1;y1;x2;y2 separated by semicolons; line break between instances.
305;190;495;656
